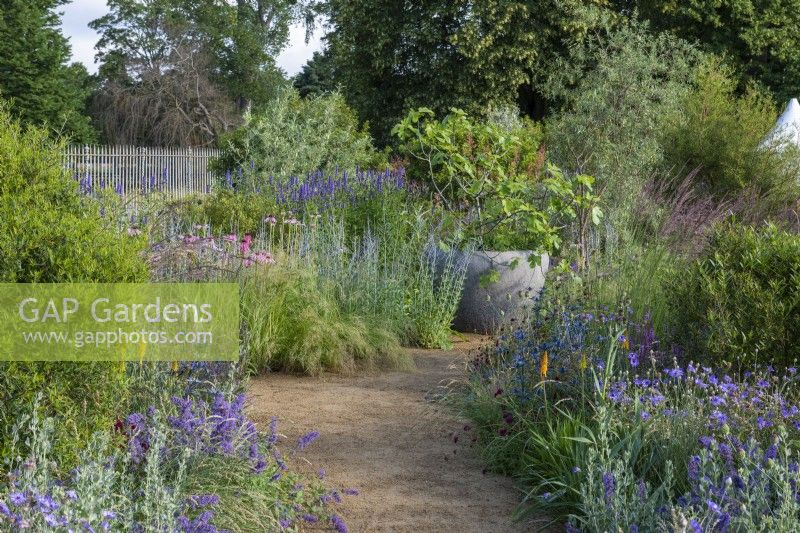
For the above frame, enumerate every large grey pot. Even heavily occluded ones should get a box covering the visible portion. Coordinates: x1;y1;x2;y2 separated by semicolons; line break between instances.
451;250;549;334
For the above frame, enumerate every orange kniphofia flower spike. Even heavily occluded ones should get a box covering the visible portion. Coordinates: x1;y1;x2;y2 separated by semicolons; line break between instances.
540;351;549;379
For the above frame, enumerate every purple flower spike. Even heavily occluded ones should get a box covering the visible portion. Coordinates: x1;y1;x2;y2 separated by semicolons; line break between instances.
297;430;320;450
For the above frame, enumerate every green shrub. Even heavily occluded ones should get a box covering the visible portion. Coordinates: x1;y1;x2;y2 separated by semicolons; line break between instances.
0;105;147;466
0;111;147;283
171;190;279;236
667;222;800;367
660;61;800;206
394;108;599;257
213;87;386;184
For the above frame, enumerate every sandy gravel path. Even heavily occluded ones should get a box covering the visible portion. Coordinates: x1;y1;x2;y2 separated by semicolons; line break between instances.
247;336;540;532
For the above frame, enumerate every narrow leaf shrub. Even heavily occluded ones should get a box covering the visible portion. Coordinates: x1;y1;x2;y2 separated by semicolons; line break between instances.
545;22;700;232
667;222;800;368
213;87;386;182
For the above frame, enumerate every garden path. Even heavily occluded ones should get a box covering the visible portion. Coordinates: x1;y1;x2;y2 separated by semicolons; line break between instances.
248;335;542;532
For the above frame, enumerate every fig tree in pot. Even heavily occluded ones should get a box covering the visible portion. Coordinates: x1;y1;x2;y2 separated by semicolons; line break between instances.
394;108;602;334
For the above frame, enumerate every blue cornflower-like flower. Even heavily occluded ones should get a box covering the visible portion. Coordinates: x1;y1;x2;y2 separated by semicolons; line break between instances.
35;493;58;512
710;410;728;426
699;436;713;448
664;367;684;379
0;501;12;518
608;387;625;403
757;416;772;430
628;352;639;368
709;396;726;407
43;513;59;527
648;393;666;406
690;519;703;533
8;493;25;506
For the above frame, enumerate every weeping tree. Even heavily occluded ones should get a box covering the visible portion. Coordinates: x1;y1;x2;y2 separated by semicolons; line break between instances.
90;0;307;146
91;32;241;146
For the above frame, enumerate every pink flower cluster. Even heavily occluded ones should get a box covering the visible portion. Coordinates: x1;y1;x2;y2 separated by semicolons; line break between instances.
221;233;275;267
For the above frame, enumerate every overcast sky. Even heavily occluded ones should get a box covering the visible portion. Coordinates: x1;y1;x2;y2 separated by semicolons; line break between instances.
59;0;322;75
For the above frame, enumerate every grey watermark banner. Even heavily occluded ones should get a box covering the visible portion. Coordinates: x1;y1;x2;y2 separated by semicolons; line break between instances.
0;283;239;361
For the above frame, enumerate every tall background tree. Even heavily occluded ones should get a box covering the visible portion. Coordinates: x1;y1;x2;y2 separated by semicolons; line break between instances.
90;0;305;146
292;50;337;97
0;0;95;142
318;0;616;145
632;0;800;101
315;0;800;145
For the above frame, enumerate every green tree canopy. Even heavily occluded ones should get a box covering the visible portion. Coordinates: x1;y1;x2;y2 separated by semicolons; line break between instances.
318;0;800;145
293;50;337;97
633;0;800;102
0;0;95;142
319;0;616;145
